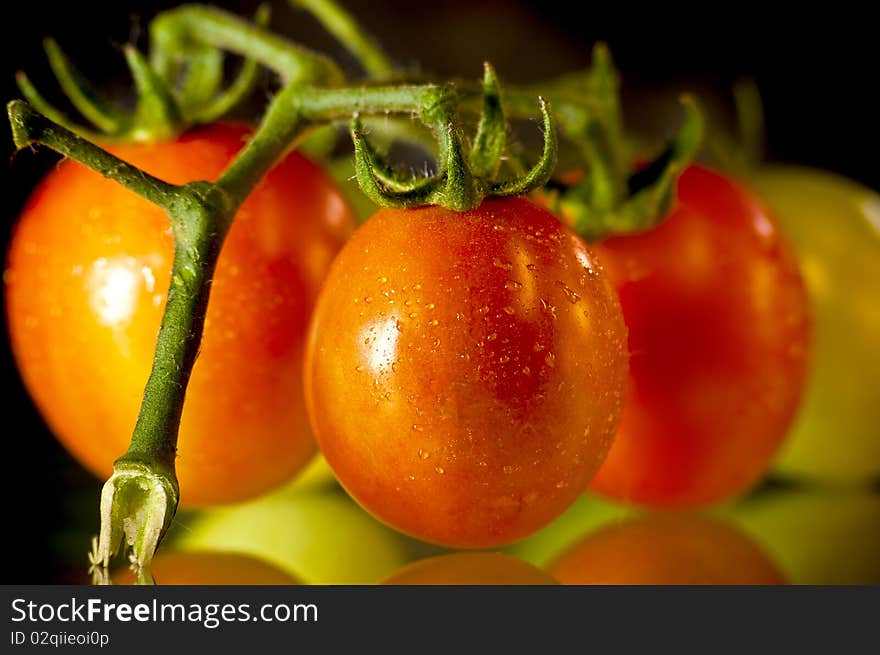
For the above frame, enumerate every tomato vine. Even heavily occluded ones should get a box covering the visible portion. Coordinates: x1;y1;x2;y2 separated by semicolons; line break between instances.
6;0;704;579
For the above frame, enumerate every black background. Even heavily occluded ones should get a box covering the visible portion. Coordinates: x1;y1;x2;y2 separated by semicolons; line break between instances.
2;0;878;583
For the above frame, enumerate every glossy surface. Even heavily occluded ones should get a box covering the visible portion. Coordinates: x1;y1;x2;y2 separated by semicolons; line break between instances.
4;124;355;506
305;198;628;547
589;166;811;507
114;551;300;585
383;552;558;585
175;488;411;584
549;513;785;585
752;166;880;483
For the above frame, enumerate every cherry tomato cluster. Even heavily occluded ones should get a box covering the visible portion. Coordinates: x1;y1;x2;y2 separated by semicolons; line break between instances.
4;0;878;585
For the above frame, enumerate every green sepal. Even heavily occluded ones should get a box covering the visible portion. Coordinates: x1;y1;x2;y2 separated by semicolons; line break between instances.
564;95;705;241
351;115;440;208
350;67;558;212
491;97;557;196
585;42;626;164
469;62;505;179
43;38;123;134
14;72;104;141
124;45;182;142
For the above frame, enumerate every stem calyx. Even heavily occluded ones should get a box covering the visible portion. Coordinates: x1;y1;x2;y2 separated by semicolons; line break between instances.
350;63;558;212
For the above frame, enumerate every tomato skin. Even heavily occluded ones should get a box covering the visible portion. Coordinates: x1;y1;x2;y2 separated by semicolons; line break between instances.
549;514;785;585
383;552;558;585
588;165;810;507
114;551;301;585
4;124;355;506
304;198;628;548
750;166;880;483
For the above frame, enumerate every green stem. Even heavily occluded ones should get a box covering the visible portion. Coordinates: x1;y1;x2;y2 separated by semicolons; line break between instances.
297;83;451;122
118;185;232;474
217;83;306;205
188;5;271;124
149;4;344;85
291;0;393;77
7;100;176;208
220;83;449;204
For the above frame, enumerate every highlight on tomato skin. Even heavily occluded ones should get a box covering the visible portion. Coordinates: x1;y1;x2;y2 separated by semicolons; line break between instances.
113;551;302;586
4;123;357;507
304;196;629;549
587;165;811;508
548;513;786;585
382;552;559;585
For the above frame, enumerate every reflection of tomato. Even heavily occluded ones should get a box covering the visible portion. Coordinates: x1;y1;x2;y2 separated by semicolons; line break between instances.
175;488;411;584
4;124;355;506
506;494;632;567
549;514;785;585
724;489;880;584
749;167;880;483
114;551;300;585
383;552;558;585
305;198;628;548
588;165;810;507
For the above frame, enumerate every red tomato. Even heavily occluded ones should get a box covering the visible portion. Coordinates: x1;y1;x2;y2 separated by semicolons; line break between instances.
304;197;629;548
549;514;785;585
5;124;355;506
589;165;810;507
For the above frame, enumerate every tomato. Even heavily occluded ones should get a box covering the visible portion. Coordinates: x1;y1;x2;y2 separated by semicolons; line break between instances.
304;197;628;548
382;552;558;585
175;488;412;584
723;489;880;584
549;513;785;585
4;123;355;506
588;165;810;507
114;551;300;585
748;166;880;483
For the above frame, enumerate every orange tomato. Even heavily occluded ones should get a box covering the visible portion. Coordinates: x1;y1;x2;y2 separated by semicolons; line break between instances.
5;124;355;506
304;198;628;547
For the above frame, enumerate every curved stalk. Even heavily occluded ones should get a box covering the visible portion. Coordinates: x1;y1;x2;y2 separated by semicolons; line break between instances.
291;0;393;78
